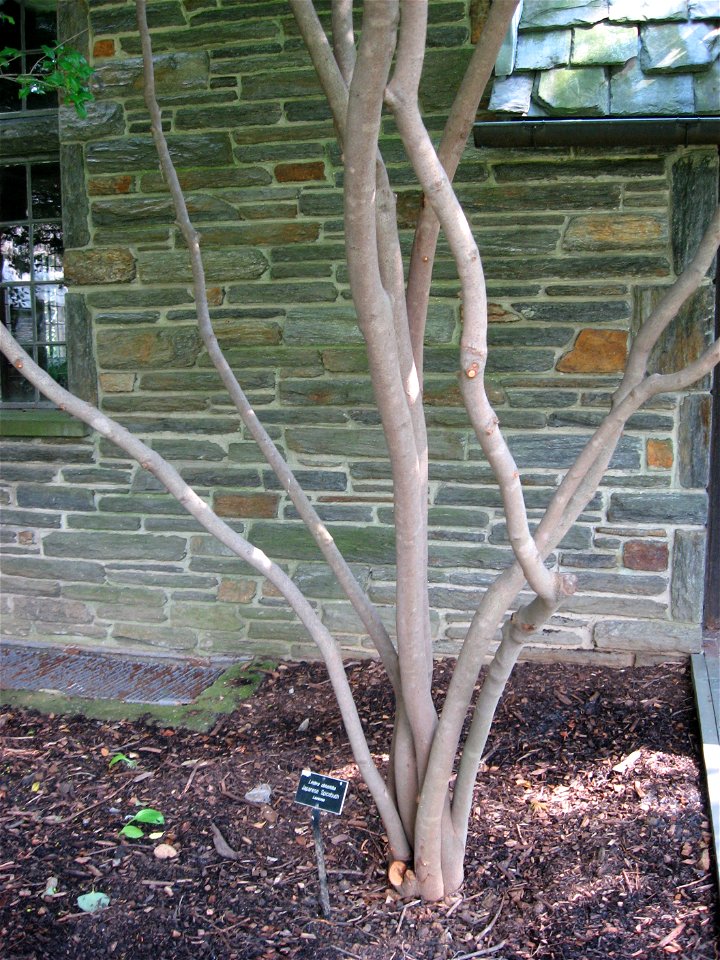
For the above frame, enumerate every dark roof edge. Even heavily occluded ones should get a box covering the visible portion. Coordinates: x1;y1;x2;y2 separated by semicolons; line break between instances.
473;118;720;149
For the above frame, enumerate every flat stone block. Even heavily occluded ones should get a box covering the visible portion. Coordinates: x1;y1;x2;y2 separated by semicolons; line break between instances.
488;75;534;113
572;23;638;65
515;30;572;71
678;395;712;488
608;491;709;525
563;213;667;250
608;0;687;22
695;59;720;114
623;540;669;571
671;529;706;623
536;66;609;116
594;618;702;653
60;102;124;142
640;22;716;73
43;532;187;562
521;0;609;29
556;329;627;373
96;327;202;371
64;248;136;285
611;59;694;115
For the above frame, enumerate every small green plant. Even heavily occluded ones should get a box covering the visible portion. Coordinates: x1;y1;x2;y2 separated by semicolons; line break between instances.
108;752;138;770
0;15;94;118
119;807;165;840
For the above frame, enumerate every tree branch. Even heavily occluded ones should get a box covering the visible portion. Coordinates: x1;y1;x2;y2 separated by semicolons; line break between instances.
135;0;400;688
405;0;520;368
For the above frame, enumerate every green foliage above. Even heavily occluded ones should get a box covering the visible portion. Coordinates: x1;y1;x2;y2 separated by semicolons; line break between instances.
0;14;94;117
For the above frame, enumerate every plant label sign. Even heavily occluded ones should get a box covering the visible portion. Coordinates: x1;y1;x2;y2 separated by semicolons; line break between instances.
295;770;349;816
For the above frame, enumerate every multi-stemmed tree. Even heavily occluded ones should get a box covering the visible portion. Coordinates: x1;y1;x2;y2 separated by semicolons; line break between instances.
1;0;719;900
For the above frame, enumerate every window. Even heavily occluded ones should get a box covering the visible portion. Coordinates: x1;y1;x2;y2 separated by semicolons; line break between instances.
0;0;58;114
0;161;66;404
0;1;87;435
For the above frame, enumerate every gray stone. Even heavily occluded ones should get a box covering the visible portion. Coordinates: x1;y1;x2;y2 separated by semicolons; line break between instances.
610;59;695;115
537;66;609;115
671;530;707;622
68;515;141;532
111;623;197;650
575;572;668;594
171;601;243;631
572;23;638;65
226;282;337;305
594;619;701;652
43;532;187;562
0;509;62;528
293;564;371;600
515;31;572;71
96;327;202;370
490;75;534;113
520;0;609;29
12;596;93;624
671;150;719;273
286;427;464;462
695;60;720;114
60;145;90;247
640;23;717;73
608;492;709;524
506;434;641;470
512;300;630;323
64;248;136;285
86;134;233;172
678;395;712;488
565;595;668;617
0;114;58;159
60;101;124;141
176;102;282;130
0;576;61;597
689;0;720;18
137;248;268;284
16;485;95;512
0;556;105;582
608;0;687;22
92;51;209;96
490;521;591;550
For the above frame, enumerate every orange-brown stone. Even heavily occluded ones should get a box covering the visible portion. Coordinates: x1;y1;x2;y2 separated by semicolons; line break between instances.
623;540;669;571
88;176;133;196
647;438;673;469
93;39;116;59
563;214;666;251
218;579;256;603
275;162;326;183
213;493;280;519
556;329;627;374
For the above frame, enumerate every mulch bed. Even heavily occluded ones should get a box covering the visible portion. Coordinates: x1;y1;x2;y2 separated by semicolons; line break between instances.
0;658;717;960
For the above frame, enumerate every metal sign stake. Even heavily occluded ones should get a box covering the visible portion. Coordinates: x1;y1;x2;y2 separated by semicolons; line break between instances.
294;769;350;919
311;807;331;918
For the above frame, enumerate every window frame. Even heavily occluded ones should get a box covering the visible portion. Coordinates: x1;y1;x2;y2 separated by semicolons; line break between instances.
0;0;92;437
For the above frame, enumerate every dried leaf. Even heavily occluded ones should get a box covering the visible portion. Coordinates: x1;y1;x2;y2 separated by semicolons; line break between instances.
210;822;240;861
153;843;178;860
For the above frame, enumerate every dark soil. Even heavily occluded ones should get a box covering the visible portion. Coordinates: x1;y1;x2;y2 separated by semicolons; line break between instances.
0;659;717;960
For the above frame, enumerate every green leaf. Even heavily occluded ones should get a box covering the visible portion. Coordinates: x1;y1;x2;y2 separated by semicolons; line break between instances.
109;753;137;769
77;892;110;913
119;824;145;839
131;808;165;825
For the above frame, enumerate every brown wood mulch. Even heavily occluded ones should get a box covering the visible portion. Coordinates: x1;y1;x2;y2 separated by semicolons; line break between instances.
0;658;718;960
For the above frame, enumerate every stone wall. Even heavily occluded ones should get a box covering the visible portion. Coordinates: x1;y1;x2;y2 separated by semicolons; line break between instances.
1;0;717;665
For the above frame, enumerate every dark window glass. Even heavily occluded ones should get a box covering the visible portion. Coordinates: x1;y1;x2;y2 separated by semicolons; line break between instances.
0;1;58;114
1;160;65;404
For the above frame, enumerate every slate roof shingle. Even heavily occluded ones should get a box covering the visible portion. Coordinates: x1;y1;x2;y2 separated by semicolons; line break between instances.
489;0;720;117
